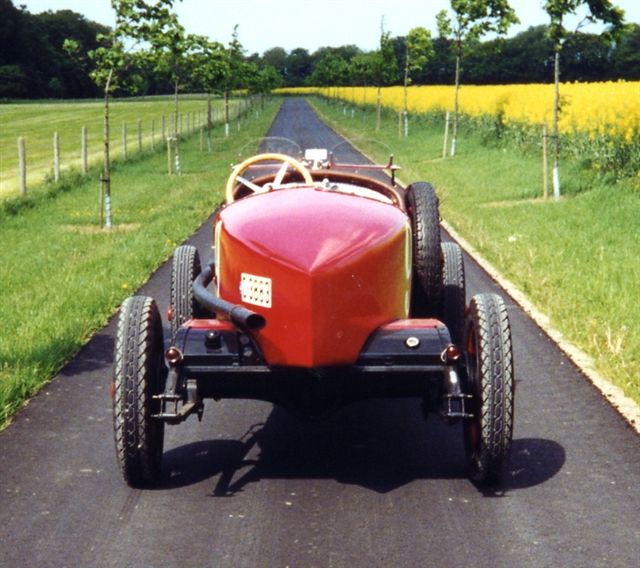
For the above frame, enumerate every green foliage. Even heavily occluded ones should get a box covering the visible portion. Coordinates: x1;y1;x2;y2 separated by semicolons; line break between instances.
224;24;252;91
249;65;284;94
437;0;519;47
308;54;350;87
405;27;434;78
349;52;377;86
188;36;229;94
0;0;108;98
544;0;625;49
373;29;399;87
0;64;28;98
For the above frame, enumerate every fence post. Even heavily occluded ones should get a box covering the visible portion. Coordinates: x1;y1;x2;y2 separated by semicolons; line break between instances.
81;126;88;174
167;137;173;175
442;111;450;159
542;123;549;200
53;132;60;182
18;137;27;196
137;119;142;153
122;121;127;160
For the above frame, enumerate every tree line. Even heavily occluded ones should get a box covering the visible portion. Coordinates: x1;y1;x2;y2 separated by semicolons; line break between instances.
1;0;638;101
268;21;639;88
0;0;280;100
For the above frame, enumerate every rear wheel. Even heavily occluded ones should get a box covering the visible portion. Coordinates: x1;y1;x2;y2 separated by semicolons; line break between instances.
113;296;166;487
170;244;203;341
406;182;442;316
463;293;514;485
440;242;466;345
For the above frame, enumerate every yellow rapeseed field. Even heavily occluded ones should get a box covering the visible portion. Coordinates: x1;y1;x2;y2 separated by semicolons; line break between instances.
283;82;640;142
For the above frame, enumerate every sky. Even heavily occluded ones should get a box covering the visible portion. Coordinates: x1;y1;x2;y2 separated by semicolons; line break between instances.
18;0;640;55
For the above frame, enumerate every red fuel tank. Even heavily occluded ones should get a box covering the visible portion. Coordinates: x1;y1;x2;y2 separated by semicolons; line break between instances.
216;187;411;367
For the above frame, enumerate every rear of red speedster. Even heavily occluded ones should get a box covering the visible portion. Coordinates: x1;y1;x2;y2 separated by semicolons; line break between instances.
215;187;411;368
112;149;515;489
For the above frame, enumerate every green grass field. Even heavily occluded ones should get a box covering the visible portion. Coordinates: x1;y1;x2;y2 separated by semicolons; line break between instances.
0;97;280;429
0;95;245;198
311;97;640;407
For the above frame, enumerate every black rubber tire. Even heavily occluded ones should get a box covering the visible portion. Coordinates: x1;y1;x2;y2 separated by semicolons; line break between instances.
406;182;442;315
440;242;466;345
113;296;166;487
463;293;514;485
170;244;203;341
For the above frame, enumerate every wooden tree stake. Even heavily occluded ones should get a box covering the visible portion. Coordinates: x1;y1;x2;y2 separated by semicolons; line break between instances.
53;132;60;182
18;137;27;196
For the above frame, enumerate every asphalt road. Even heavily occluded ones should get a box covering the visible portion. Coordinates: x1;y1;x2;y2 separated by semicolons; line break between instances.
1;99;638;568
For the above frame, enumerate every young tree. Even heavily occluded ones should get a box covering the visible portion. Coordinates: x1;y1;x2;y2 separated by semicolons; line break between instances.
402;27;434;136
372;23;399;131
349;52;376;107
437;0;518;155
543;0;625;199
222;25;250;136
150;13;198;173
65;0;180;228
308;54;349;88
189;36;229;150
248;64;283;107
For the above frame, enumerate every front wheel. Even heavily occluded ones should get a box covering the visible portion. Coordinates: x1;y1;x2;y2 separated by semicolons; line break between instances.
463;293;514;485
113;295;166;487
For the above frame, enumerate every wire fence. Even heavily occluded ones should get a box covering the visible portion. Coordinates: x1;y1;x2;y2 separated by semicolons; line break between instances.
1;96;256;199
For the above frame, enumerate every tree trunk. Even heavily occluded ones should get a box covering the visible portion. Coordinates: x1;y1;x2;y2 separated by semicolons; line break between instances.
403;48;409;138
376;86;381;131
451;53;460;157
552;48;561;200
207;92;212;152
173;77;181;175
102;68;113;229
224;90;230;137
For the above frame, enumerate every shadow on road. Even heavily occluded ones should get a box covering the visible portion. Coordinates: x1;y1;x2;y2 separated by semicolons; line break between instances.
158;401;565;495
58;332;115;377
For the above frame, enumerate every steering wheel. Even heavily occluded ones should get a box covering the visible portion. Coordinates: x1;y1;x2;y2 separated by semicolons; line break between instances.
225;152;314;204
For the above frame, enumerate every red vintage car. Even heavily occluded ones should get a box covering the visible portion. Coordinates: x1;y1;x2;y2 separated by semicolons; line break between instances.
112;141;514;488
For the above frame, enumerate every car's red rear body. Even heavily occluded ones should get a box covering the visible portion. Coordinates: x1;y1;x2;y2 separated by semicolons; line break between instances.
216;186;411;367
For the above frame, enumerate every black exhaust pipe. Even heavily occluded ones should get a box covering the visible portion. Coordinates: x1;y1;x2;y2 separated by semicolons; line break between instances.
193;263;266;331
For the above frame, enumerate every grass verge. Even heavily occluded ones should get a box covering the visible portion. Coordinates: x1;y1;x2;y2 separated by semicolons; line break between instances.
311;97;640;407
0;98;280;430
